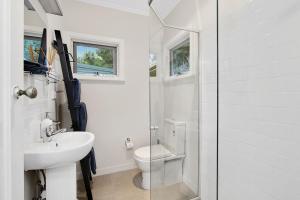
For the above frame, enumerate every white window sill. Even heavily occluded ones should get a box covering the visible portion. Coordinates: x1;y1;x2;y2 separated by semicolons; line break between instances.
73;74;125;82
164;73;195;82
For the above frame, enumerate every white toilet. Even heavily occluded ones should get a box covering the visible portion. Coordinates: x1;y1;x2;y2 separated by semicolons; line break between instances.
134;119;186;190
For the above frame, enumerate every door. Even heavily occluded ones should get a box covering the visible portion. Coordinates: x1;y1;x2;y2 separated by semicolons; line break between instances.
0;0;25;199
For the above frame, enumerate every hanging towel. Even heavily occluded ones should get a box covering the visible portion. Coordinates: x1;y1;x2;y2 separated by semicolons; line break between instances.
24;60;48;75
89;148;97;175
72;78;81;106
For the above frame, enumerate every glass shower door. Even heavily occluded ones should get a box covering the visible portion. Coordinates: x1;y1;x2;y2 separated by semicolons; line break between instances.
149;6;200;200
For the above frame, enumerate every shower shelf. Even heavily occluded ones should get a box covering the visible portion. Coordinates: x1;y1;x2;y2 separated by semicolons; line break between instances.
24;71;62;84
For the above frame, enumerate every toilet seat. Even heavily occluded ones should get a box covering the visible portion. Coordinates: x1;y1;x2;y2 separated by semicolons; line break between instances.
134;144;172;161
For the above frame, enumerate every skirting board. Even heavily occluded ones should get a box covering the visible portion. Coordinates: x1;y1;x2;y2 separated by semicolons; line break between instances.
183;176;198;195
77;161;137;179
95;162;137;177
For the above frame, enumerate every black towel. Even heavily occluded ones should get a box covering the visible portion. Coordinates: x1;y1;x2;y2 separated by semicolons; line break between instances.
24;60;48;75
89;148;97;175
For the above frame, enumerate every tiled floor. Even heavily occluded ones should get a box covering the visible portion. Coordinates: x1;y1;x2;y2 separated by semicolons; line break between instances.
78;169;196;200
151;183;197;200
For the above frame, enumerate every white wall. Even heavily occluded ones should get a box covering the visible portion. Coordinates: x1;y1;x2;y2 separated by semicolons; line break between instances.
24;9;44;28
57;0;150;175
197;0;218;200
219;0;300;199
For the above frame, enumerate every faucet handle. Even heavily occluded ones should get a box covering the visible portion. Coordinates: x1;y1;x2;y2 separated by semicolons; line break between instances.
46;125;55;137
45;111;56;119
52;121;61;131
45;112;51;118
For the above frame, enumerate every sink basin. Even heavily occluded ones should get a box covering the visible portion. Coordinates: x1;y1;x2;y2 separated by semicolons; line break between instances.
24;132;95;171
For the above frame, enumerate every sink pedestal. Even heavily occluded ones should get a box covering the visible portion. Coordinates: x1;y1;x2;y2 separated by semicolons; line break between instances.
46;164;77;200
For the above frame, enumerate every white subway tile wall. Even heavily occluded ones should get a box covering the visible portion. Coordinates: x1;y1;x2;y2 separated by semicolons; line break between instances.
219;0;300;199
23;75;56;145
24;75;57;200
198;0;218;199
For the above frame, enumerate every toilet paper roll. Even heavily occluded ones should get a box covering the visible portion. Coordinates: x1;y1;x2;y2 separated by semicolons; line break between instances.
125;138;134;150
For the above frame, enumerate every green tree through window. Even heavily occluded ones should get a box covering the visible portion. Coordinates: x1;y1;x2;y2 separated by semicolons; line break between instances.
24;36;41;62
74;42;117;75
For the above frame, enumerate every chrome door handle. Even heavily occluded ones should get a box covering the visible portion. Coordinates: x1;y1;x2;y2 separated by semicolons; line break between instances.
13;86;38;99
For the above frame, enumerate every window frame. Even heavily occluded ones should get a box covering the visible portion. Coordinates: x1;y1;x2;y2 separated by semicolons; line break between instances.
164;32;198;82
73;41;118;75
24;35;42;61
149;52;158;79
24;35;42;42
24;26;43;63
65;31;125;82
169;38;190;76
24;25;43;38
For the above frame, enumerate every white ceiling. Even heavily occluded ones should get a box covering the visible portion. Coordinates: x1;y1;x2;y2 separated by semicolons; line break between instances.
151;0;181;19
76;0;181;18
76;0;149;16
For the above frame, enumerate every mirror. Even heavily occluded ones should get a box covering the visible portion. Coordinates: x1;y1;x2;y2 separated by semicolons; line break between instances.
24;0;48;71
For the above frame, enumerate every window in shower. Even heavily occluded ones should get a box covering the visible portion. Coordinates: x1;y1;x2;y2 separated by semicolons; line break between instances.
164;32;196;81
149;53;157;77
169;38;190;76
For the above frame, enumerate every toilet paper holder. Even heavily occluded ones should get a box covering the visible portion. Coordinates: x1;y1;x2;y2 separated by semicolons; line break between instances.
125;137;134;150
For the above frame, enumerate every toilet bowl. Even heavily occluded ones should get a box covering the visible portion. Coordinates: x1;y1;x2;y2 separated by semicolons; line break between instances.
134;144;173;189
134;119;186;190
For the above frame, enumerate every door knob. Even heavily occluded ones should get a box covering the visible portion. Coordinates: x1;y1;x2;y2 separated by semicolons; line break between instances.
13;86;38;99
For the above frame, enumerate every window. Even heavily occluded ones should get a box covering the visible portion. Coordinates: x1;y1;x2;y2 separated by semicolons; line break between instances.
73;42;117;75
24;35;42;62
149;53;157;77
169;38;190;76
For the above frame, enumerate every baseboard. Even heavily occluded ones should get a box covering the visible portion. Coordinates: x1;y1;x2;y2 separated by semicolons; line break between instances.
77;161;137;179
94;162;137;177
183;176;198;195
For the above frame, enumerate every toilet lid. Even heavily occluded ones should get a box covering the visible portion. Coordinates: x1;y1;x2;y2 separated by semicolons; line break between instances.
134;144;172;161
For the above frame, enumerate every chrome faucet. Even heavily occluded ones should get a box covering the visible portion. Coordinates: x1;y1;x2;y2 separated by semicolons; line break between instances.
46;126;67;137
41;118;67;142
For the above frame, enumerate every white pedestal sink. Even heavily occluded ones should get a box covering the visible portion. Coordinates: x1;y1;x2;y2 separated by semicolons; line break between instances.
24;132;95;200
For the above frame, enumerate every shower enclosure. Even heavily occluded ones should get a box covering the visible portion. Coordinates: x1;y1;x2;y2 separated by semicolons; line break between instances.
149;2;200;199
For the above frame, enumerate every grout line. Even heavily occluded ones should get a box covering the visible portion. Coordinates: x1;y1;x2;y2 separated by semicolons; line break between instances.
216;0;219;199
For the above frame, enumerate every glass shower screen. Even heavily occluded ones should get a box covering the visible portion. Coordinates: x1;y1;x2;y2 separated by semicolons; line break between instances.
149;4;200;200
